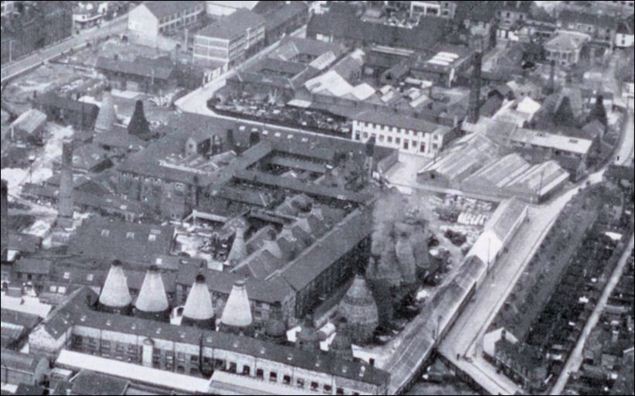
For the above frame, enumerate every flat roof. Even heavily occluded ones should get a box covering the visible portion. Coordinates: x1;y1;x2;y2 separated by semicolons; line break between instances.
511;128;593;155
197;8;264;40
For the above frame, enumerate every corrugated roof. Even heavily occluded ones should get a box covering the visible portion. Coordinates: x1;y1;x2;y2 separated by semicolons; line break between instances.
11;109;46;134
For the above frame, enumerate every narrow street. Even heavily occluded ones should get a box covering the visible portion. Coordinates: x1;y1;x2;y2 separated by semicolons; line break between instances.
615;103;634;166
550;234;635;395
1;15;127;83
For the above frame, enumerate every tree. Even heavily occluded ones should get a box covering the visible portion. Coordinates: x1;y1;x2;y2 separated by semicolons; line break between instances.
553;96;577;127
127;100;151;140
587;94;607;127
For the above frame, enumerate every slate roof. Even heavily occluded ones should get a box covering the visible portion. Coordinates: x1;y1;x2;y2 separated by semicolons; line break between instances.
67;305;390;387
96;56;175;81
559;9;617;30
354;110;449;135
1;309;41;330
280;208;372;291
67;217;174;264
0;349;41;373
197;8;265;40
13;258;52;275
72;143;112;171
142;1;203;19
176;264;294;304
11;109;46;134
70;370;129;395
617;14;634;35
454;1;502;23
307;4;448;52
263;1;308;32
36;93;100;115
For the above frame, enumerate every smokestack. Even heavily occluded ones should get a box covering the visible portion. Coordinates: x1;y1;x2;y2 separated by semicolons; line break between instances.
226;226;247;266
1;180;8;262
99;260;133;314
395;233;417;283
135;265;170;321
330;317;354;361
467;52;482;123
211;135;223;155
249;131;260;147
182;273;215;329
547;59;555;95
364;136;376;179
263;302;287;343
295;316;320;352
58;139;74;228
219;279;253;335
95;89;116;134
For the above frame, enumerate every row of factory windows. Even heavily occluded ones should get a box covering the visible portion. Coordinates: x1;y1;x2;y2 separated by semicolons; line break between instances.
72;335;363;395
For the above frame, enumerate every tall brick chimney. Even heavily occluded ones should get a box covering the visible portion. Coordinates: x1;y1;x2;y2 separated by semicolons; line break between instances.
1;180;8;262
58;139;74;228
467;52;483;124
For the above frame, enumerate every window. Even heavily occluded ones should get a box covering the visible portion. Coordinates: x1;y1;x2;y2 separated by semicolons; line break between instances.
86;274;94;282
148;234;157;242
63;272;70;280
311;382;319;391
296;378;305;388
336;388;344;395
101;229;110;237
269;372;277;382
126;232;135;240
49;285;57;293
58;286;67;294
256;369;264;379
283;375;291;385
324;384;332;393
243;365;250;375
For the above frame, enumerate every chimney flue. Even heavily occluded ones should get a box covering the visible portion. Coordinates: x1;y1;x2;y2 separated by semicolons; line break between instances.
1;180;8;262
57;139;74;228
467;52;482;124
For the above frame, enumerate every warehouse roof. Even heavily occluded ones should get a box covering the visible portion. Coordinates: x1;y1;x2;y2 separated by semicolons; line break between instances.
197;8;264;40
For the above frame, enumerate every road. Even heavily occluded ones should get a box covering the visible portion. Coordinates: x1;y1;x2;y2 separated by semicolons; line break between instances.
437;186;581;395
176;26;306;116
1;16;128;83
615;102;634;166
550;234;635;395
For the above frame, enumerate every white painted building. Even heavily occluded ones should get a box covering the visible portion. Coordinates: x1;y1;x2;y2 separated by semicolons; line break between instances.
127;1;205;45
193;8;265;67
352;110;454;157
615;14;634;48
